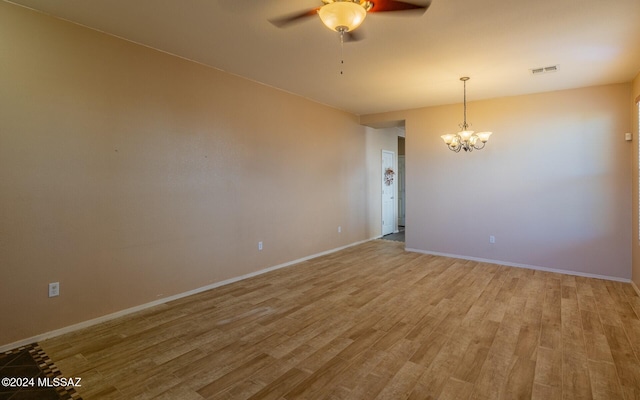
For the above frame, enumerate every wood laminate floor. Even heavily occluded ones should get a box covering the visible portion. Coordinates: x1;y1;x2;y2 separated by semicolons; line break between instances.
39;240;640;399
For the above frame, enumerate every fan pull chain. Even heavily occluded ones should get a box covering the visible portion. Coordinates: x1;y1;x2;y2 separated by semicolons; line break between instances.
339;31;345;75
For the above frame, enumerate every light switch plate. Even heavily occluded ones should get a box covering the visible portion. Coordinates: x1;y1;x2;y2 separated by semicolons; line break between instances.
48;282;60;297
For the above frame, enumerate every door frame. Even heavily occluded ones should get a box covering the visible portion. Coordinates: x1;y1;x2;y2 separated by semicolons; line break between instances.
398;155;405;227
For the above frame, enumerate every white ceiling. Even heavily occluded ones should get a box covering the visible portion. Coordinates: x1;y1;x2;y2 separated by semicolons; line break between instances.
7;0;640;116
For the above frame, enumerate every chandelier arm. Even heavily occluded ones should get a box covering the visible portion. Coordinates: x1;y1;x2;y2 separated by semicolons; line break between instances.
473;141;486;150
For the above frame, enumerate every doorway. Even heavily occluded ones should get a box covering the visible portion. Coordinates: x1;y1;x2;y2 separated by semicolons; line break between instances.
382;135;405;243
397;135;405;233
381;150;395;236
398;154;405;228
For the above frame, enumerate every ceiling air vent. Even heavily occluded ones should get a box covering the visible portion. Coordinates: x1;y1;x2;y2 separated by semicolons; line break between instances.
530;65;559;75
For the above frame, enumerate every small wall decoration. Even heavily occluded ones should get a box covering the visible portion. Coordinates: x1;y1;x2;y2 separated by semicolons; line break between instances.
384;168;395;186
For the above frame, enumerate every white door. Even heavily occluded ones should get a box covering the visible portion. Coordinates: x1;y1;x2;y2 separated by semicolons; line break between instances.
382;150;395;236
398;155;405;226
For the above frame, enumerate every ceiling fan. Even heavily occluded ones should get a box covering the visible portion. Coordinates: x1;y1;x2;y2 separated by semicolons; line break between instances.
270;0;431;40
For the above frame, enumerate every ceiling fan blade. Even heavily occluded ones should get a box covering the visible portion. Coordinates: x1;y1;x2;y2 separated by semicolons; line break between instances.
344;30;365;42
369;0;431;13
269;8;320;28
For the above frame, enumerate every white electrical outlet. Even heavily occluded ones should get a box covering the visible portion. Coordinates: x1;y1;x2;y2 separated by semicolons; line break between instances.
258;241;263;251
489;235;496;244
48;282;60;297
338;226;342;233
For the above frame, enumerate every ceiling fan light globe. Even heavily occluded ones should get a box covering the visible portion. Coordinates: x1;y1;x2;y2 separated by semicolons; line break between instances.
318;1;367;32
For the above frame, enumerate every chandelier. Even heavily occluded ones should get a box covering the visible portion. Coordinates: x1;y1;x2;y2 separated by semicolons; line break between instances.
440;77;492;152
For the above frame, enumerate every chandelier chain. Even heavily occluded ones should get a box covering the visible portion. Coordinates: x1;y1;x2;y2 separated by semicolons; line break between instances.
463;78;467;129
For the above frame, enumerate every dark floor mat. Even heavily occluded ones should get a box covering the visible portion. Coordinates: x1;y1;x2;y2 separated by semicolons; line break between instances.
0;344;82;400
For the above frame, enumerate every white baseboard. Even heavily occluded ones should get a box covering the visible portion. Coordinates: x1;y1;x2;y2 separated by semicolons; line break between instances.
405;247;632;283
0;237;379;353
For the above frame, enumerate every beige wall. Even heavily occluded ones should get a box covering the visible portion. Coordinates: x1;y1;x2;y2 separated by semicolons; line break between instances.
633;72;640;290
364;84;633;279
409;85;634;278
0;3;370;346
